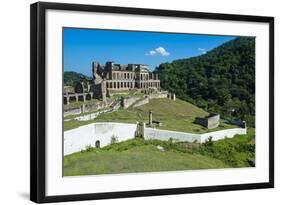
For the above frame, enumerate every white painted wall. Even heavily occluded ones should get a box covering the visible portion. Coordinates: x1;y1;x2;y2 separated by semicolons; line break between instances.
145;128;201;142
64;123;137;155
64;122;247;155
145;127;246;143
200;128;247;142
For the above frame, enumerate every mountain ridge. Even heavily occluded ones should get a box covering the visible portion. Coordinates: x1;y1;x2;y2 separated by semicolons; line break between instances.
156;37;255;126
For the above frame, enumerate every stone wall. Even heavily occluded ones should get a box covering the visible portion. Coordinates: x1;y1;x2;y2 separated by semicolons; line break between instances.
195;114;220;129
200;128;247;143
207;114;220;129
144;128;200;143
64;122;247;155
64;107;81;117
121;96;140;109
64;98;117;117
132;97;149;108
144;127;246;143
148;93;168;99
64;122;137;155
73;108;114;121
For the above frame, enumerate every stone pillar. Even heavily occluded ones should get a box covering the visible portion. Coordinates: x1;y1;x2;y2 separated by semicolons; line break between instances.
141;122;145;138
149;110;152;125
83;95;86;102
75;94;78;102
89;92;93;99
66;96;70;105
121;97;125;108
81;104;86;113
136;122;146;138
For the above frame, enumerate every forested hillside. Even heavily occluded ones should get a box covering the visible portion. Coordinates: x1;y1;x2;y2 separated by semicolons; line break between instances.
64;71;89;87
156;37;255;126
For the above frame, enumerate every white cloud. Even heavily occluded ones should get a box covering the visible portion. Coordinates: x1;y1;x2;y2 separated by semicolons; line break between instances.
149;50;156;55
146;46;170;56
198;48;207;54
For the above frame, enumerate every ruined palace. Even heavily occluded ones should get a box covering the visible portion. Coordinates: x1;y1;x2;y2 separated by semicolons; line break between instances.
64;61;161;104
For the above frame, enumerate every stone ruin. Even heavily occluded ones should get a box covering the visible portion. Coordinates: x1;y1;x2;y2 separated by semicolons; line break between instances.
195;113;220;129
64;60;162;104
148;110;162;127
167;93;176;101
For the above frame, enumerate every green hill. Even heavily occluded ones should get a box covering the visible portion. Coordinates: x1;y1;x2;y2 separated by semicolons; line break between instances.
64;138;230;176
156;37;255;126
64;98;237;133
64;128;255;176
64;71;89;87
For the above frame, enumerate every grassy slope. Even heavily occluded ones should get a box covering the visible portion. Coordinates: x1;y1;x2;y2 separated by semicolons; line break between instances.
64;98;237;133
64;129;255;176
64;140;229;176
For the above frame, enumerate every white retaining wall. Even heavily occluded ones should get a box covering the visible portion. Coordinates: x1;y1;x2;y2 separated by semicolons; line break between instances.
64;122;137;156
144;128;201;142
145;127;247;143
64;122;247;156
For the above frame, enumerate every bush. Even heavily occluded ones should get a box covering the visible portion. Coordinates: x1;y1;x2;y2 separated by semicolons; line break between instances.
197;131;255;167
83;144;94;152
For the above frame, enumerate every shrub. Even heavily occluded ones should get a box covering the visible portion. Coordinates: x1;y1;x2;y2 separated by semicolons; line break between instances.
84;144;94;152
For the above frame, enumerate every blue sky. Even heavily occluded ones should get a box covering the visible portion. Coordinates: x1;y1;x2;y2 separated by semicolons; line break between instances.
63;28;235;76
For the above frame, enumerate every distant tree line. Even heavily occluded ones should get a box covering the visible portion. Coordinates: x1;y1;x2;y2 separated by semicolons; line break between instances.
64;71;88;87
156;37;255;126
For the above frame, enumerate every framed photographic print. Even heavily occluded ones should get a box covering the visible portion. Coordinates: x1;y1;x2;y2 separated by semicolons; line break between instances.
30;1;274;203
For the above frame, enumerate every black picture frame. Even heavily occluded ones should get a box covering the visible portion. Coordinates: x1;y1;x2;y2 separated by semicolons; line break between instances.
30;1;274;203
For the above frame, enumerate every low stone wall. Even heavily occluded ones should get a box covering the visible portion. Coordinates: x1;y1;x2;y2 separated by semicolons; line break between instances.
200;128;247;143
64;107;81;117
73;108;113;121
121;96;140;109
144;127;247;143
148;93;168;99
144;128;200;142
64;122;247;155
72;101;121;121
64;98;118;118
132;97;149;108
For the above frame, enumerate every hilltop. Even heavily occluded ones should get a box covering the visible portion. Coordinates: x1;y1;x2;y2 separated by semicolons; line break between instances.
156;37;255;126
64;71;89;87
64;98;236;133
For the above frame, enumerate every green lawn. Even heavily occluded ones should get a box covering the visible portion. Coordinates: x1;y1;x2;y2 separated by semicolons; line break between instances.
64;139;229;176
64;98;237;133
64;128;255;176
64;129;255;176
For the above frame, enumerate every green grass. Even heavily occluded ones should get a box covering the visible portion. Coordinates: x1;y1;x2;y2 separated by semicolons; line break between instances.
64;139;229;176
64;129;255;176
64;98;237;132
197;128;255;167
